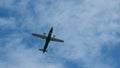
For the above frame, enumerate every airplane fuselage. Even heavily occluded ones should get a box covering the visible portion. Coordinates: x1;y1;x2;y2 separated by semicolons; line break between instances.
32;26;64;53
43;27;53;53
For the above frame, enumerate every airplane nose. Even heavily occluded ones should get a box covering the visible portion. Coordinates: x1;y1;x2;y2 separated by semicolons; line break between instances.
51;27;53;30
51;27;53;29
50;27;53;32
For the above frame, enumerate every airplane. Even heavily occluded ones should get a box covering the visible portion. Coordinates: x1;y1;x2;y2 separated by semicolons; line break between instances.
32;27;64;53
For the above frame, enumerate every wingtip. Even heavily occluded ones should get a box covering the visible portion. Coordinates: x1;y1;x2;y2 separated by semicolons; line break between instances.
32;33;35;35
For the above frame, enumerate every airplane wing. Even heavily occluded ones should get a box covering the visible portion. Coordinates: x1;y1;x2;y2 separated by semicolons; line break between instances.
32;33;47;39
51;37;64;42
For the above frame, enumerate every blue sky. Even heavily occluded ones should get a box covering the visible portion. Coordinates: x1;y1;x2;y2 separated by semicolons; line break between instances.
0;0;120;68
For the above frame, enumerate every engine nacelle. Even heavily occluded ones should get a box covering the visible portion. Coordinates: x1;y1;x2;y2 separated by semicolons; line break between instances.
43;33;46;35
53;35;55;38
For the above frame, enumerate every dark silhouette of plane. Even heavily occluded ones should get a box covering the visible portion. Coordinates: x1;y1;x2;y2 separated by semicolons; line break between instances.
32;27;64;53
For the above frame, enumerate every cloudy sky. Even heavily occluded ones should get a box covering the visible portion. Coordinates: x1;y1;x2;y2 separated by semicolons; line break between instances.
0;0;120;68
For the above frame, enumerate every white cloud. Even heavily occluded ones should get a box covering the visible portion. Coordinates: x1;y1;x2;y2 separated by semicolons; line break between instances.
0;17;17;29
0;34;65;68
0;0;120;68
0;0;14;8
36;0;120;68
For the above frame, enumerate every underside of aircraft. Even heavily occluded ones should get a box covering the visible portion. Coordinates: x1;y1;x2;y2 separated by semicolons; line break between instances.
32;27;64;53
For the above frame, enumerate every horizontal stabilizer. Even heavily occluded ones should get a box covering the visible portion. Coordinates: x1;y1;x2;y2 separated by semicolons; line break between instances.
39;49;44;51
39;49;47;52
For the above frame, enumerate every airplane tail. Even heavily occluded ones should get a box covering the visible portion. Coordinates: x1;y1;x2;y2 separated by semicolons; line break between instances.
39;49;47;53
